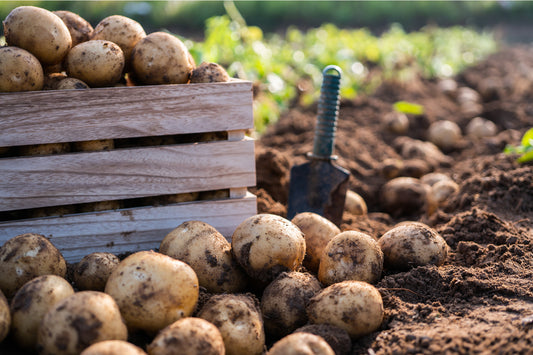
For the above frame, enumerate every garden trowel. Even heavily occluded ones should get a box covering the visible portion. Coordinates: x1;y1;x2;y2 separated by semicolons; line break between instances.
287;65;350;226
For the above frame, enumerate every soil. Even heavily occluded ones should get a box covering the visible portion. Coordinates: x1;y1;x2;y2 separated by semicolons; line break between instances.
253;45;533;354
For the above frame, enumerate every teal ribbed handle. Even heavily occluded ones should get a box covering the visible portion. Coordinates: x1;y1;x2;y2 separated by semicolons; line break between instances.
312;65;342;160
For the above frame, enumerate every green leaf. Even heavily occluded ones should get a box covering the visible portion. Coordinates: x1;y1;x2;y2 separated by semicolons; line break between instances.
393;101;425;115
517;149;533;163
521;127;533;147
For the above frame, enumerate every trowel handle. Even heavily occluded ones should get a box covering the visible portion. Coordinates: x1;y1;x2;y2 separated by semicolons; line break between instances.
312;65;342;160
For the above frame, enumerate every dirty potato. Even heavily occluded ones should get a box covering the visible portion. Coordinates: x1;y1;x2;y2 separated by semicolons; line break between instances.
0;233;67;298
198;293;265;355
307;280;384;339
344;190;368;215
267;332;335;355
105;250;199;334
159;221;247;293
190;62;230;83
291;212;340;273
378;221;448;270
0;46;44;92
318;231;384;286
56;77;90;90
73;252;120;291
261;271;322;338
379;177;435;217
3;6;72;65
295;324;352;355
81;340;147;355
10;275;75;350
431;179;459;206
0;290;9;343
427;120;462;151
53;10;94;46
232;214;306;282
147;317;225;355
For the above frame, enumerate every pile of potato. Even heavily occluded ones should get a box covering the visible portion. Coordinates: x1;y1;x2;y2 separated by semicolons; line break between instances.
0;5;230;92
0;209;450;354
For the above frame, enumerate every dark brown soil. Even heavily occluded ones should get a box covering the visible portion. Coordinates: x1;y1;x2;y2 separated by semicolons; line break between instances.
254;45;533;354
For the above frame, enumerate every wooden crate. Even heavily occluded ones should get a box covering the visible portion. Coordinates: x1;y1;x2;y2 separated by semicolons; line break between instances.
0;80;257;262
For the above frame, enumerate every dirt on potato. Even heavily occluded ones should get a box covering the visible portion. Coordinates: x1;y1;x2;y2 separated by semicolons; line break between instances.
254;45;533;354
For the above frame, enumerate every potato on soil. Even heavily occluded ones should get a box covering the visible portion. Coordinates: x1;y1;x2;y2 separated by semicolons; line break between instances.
261;271;322;338
105;250;199;334
0;290;9;343
318;231;383;286
81;340;147;355
378;221;448;270
56;77;90;90
307;280;384;339
92;15;146;69
3;6;72;65
147;317;225;355
53;10;94;47
428;120;462;150
159;220;247;294
0;233;67;298
232;214;306;282
0;46;44;92
10;275;74;349
466;116;498;138
382;111;409;134
131;31;193;85
431;179;459;206
198;293;265;355
190;62;230;83
291;212;340;273
420;172;452;187
267;332;335;355
73;252;120;291
379;177;435;217
37;291;128;355
66;40;125;87
295;324;352;355
344;190;368;215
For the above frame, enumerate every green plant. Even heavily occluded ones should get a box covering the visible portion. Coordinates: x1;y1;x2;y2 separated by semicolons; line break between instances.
504;128;533;163
393;101;425;115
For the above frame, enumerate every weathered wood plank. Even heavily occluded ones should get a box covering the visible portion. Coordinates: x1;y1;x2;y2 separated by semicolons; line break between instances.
0;193;257;263
0;138;256;211
0;80;253;147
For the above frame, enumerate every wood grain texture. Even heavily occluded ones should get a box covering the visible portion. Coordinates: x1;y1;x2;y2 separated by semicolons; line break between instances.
0;138;256;211
0;80;253;147
0;193;257;262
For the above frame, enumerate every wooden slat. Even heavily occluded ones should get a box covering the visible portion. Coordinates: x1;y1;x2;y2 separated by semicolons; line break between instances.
0;138;256;211
0;193;257;263
0;80;253;147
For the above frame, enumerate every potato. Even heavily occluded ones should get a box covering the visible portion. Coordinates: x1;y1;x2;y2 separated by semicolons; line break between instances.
318;231;383;286
37;291;128;355
131;31;193;85
295;324;352;355
18;142;70;156
190;62;230;83
344;190;368;215
105;250;199;334
437;78;457;97
0;46;44;92
66;40;125;87
0;233;67;298
261;271;322;337
379;158;403;180
428;120;462;150
466;116;498;138
456;86;481;105
56;77;90;90
232;214;306;282
431;179;459;206
291;212;340;273
10;275;74;349
3;6;72;65
159;221;247;293
43;72;68;90
54;10;94;47
73;252;120;291
379;177;434;217
147;317;225;355
377;221;448;270
81;340;147;355
73;139;114;152
198;293;265;355
420;172;451;187
0;290;9;343
267;332;335;355
92;15;146;69
382;111;409;134
400;158;431;178
307;280;384;338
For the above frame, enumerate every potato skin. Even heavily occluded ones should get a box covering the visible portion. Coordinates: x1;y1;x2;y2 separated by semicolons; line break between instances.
3;6;72;65
307;280;384;338
291;212;340;273
190;62;230;83
267;332;335;355
66;40;125;87
105;250;199;334
131;31;193;85
147;317;225;355
37;291;128;355
10;275;74;349
378;221;448;270
159;220;247;293
380;177;434;217
232;214;306;282
73;252;120;291
0;233;67;298
53;10;94;47
318;231;384;286
0;46;44;92
81;340;147;355
0;290;9;343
